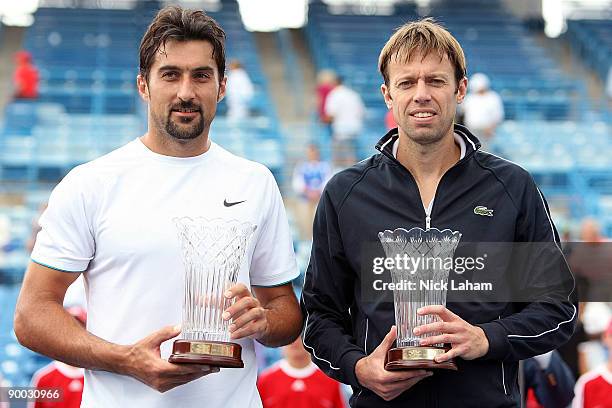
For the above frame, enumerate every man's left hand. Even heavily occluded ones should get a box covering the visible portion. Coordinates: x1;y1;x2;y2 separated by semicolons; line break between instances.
222;283;269;341
414;305;489;362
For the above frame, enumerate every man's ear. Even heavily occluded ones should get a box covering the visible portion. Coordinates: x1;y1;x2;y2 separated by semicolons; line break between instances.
381;83;393;109
217;76;227;103
137;74;149;101
456;76;468;104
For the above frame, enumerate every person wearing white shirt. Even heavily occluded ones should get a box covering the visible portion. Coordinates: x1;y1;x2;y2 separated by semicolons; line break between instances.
226;60;254;121
324;78;366;166
14;6;302;408
462;73;504;152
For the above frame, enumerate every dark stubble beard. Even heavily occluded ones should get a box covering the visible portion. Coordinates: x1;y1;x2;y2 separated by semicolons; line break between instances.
165;112;205;140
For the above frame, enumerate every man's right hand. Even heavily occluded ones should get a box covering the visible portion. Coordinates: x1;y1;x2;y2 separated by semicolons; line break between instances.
355;326;432;401
123;325;219;393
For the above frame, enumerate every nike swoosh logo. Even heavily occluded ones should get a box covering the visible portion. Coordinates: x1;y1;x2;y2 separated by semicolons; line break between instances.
224;199;246;207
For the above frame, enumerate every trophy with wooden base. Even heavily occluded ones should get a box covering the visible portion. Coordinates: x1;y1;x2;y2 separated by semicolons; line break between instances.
378;227;461;371
169;217;256;368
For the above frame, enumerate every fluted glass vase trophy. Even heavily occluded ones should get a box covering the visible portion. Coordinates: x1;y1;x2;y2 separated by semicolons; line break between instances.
378;227;462;371
169;217;256;368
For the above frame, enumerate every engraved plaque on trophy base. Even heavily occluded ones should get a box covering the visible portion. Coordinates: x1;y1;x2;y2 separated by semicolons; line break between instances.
169;339;243;368
385;346;457;371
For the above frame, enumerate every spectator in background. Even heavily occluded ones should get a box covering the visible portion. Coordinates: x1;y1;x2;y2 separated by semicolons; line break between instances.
462;72;504;152
28;306;86;408
324;76;365;167
13;51;39;100
572;319;612;408
292;144;331;240
578;303;612;374
225;59;254;121
257;338;345;408
569;219;611;305
524;350;575;408
579;218;607;244
316;69;337;123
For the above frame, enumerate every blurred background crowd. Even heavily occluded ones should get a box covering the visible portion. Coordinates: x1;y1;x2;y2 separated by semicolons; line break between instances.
0;0;610;407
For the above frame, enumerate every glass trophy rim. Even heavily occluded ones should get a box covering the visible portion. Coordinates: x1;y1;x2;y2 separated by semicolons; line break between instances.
173;216;257;228
378;226;462;238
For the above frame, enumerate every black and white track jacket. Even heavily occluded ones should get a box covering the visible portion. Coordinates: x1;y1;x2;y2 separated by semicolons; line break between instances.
301;124;577;407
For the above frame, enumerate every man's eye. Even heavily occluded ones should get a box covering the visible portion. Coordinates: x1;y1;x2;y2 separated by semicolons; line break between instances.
430;79;445;86
195;72;211;79
398;81;413;88
162;72;178;79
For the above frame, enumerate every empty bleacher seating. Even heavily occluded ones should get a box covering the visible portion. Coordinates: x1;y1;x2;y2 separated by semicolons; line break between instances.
566;19;612;82
0;2;285;185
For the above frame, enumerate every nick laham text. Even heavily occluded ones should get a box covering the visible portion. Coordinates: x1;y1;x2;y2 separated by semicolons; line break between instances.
373;279;493;292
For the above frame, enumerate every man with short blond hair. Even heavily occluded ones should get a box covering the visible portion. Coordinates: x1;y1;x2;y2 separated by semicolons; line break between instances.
302;18;576;407
377;17;467;89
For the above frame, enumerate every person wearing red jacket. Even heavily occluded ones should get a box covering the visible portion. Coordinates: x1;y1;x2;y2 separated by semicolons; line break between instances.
258;338;346;408
13;51;39;99
573;319;612;408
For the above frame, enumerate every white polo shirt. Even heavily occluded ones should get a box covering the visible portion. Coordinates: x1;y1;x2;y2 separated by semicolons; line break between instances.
31;138;299;408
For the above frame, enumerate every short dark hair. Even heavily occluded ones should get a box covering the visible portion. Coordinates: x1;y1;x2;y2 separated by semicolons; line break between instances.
139;5;226;83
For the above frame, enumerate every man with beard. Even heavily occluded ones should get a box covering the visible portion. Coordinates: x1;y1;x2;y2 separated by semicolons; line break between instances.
14;6;302;408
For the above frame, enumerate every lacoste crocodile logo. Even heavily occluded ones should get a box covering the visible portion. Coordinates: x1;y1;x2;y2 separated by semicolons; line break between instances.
474;206;494;217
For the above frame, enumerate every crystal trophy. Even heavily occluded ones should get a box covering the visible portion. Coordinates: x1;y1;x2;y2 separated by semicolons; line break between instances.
169;217;256;368
378;227;462;370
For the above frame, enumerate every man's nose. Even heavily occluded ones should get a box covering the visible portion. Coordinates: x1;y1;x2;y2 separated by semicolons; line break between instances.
177;77;196;101
413;79;432;104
